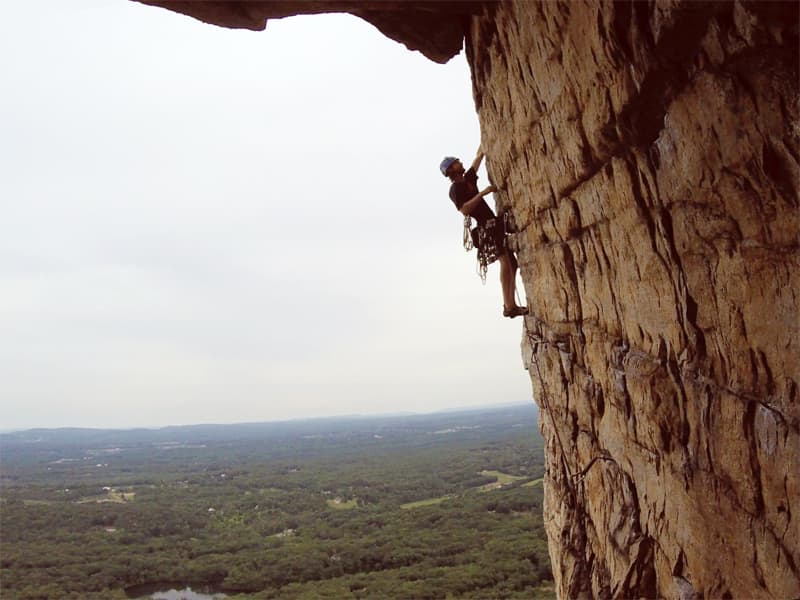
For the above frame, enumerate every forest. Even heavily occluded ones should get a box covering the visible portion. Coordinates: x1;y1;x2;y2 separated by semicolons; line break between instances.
0;404;554;599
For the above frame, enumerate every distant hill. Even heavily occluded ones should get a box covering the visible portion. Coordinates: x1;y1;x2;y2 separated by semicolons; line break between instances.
0;403;539;459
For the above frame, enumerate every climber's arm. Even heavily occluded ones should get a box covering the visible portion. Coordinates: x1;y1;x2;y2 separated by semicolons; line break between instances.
470;148;485;171
459;185;497;216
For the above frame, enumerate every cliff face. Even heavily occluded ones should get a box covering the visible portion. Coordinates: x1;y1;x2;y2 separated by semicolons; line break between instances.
467;2;799;597
135;1;799;597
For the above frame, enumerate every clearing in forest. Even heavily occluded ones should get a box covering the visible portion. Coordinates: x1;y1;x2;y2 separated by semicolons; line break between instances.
523;477;544;487
477;470;527;492
400;495;454;509
402;470;530;509
327;497;358;510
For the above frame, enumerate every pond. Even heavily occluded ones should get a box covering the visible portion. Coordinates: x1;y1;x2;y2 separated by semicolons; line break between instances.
125;583;227;599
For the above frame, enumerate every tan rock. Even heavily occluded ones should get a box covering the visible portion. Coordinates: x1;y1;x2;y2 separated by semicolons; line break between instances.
133;0;483;63
471;2;798;597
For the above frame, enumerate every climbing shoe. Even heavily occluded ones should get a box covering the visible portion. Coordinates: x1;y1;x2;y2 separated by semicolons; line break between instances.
503;305;529;318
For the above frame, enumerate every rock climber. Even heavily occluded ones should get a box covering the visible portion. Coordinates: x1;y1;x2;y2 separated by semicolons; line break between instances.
440;148;528;318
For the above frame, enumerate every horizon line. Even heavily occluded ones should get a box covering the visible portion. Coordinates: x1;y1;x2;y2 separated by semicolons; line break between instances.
0;401;537;435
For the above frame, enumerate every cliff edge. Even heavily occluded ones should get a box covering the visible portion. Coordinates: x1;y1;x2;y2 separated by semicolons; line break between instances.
133;1;799;597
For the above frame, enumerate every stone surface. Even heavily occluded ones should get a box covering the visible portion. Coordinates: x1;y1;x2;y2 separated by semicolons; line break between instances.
467;2;799;598
133;1;799;597
133;0;483;63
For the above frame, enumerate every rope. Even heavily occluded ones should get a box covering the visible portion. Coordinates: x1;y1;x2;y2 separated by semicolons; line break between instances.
462;210;519;286
523;317;577;495
462;216;504;285
524;318;621;498
495;184;613;500
475;226;493;284
460;199;607;494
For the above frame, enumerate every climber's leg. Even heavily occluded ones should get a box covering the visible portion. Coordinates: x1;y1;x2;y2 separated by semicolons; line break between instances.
499;253;517;310
500;250;527;318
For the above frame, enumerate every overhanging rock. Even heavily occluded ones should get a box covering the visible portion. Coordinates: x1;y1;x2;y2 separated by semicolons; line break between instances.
134;0;484;63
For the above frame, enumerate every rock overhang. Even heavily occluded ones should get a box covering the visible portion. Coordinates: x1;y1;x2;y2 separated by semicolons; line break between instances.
133;0;486;63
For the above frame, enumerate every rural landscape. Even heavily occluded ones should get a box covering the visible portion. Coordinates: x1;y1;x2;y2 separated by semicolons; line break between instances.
1;404;554;599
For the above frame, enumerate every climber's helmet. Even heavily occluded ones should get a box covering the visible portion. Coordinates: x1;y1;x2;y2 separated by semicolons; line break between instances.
440;156;458;177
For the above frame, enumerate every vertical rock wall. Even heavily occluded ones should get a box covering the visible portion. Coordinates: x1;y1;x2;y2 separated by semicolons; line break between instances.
466;1;799;597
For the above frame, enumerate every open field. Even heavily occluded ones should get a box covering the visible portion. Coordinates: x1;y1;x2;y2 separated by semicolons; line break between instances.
478;469;528;491
400;469;534;508
400;494;454;509
523;477;544;488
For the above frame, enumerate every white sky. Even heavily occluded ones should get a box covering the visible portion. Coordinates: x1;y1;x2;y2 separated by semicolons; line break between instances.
1;1;533;429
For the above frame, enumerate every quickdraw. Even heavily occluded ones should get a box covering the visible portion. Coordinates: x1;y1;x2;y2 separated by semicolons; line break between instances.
462;215;474;252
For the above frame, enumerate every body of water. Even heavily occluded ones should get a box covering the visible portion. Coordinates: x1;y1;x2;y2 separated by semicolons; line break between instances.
125;583;227;599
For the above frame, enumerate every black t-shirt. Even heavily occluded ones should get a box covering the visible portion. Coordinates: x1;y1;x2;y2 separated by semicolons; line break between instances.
449;167;496;226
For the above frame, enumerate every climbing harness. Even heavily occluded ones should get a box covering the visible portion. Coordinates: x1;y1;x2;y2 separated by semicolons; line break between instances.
462;212;516;284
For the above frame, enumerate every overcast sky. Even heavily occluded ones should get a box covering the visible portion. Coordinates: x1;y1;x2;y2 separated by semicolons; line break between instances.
1;1;533;430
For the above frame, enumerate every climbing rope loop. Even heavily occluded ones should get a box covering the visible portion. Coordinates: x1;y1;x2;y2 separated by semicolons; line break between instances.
523;318;577;495
462;215;510;284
